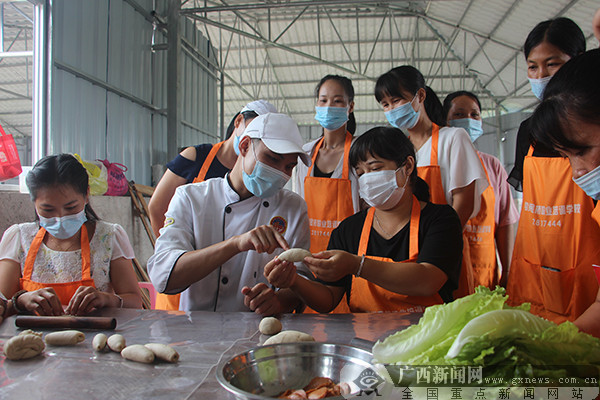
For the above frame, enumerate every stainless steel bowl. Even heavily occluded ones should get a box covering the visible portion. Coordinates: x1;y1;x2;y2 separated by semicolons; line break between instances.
217;342;381;399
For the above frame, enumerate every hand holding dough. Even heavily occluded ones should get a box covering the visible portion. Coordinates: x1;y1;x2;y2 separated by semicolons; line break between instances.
107;334;126;352
259;317;282;335
3;334;45;360
144;343;179;363
45;330;85;346
121;344;155;364
278;248;312;263
263;330;315;345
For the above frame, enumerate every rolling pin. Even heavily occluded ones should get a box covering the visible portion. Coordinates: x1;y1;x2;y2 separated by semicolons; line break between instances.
16;316;117;330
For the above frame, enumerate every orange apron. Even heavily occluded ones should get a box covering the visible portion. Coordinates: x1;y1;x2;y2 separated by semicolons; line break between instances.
416;124;474;299
303;132;354;314
349;195;443;312
156;141;225;310
464;156;497;289
21;225;95;305
593;202;600;228
507;147;600;322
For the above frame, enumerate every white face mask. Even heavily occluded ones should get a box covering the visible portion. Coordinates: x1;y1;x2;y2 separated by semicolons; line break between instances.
358;168;408;210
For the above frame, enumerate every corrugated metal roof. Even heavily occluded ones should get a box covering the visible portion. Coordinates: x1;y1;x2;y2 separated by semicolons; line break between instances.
181;0;599;127
1;0;599;157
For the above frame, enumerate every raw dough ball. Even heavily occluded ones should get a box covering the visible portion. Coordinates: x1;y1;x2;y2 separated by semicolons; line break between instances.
121;344;155;364
44;330;85;346
18;330;42;337
263;330;315;345
107;334;126;352
259;317;282;335
278;248;312;263
92;333;108;351
144;343;179;363
3;334;45;360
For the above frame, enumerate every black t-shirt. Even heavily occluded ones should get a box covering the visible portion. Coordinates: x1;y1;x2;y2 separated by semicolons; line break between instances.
507;117;561;192
165;144;230;183
323;202;463;303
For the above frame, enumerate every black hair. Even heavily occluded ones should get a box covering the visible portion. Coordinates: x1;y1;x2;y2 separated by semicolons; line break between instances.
224;110;260;139
349;126;430;202
530;49;600;152
314;74;356;134
27;154;99;221
374;65;444;126
523;17;586;59
442;91;482;125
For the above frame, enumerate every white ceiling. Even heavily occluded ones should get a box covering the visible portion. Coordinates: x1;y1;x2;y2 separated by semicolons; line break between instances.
182;0;600;126
1;0;598;140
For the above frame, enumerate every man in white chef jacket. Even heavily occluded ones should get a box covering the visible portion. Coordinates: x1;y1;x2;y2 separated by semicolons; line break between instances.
148;113;312;315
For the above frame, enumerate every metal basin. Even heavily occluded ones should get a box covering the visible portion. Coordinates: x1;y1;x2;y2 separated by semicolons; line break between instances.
217;342;382;399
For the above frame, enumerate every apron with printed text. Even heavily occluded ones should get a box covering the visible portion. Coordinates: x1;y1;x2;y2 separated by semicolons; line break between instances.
303;132;354;313
464;156;497;289
349;195;443;312
507;146;600;323
21;225;95;306
156;141;225;310
416;124;474;299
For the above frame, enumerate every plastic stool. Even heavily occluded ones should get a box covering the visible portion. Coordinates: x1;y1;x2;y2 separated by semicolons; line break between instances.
138;281;157;309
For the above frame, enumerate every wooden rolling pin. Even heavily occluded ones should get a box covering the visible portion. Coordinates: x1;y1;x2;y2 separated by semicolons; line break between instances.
16;316;117;330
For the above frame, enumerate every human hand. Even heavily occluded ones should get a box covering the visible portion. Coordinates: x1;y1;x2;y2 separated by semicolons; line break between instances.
65;286;107;315
264;258;297;289
19;288;64;316
304;250;359;282
241;283;281;316
234;225;289;254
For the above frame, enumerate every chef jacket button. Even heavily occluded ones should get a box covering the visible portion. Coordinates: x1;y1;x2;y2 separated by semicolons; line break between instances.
225;206;232;213
263;201;269;207
221;277;228;285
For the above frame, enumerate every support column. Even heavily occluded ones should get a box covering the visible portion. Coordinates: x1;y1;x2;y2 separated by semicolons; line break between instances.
166;0;181;161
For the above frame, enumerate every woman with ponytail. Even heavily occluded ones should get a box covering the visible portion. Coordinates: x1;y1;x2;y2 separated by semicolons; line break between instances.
265;127;463;312
374;65;488;299
0;154;142;317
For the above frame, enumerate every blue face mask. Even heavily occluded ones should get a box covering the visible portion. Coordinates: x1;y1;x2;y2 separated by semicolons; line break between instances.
314;106;348;130
39;209;87;240
573;164;600;200
528;75;552;100
384;95;420;130
232;121;247;156
242;142;290;199
449;118;484;143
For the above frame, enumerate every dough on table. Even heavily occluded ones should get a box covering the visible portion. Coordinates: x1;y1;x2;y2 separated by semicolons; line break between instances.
4;334;45;360
263;330;315;345
259;317;282;335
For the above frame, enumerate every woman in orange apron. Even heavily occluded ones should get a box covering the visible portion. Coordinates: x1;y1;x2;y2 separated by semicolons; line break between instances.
443;91;519;289
264;127;463;313
526;49;600;335
506;18;599;324
149;100;277;310
373;66;489;299
0;154;141;316
292;75;360;313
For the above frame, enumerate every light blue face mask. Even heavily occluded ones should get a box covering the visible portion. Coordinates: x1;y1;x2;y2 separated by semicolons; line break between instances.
314;106;349;130
528;75;553;100
384;95;420;131
232;121;247;156
449;118;484;143
242;142;290;199
38;209;87;239
573;164;600;200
